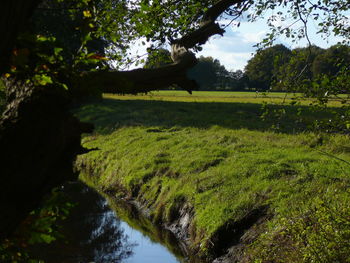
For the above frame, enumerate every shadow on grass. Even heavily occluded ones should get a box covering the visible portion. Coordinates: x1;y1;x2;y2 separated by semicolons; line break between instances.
74;98;336;135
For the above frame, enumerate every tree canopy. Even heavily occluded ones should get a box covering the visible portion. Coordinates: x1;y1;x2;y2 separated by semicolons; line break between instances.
245;44;292;91
3;0;350;94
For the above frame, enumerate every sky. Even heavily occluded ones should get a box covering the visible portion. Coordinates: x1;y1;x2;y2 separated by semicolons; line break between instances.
197;13;345;71
128;8;347;72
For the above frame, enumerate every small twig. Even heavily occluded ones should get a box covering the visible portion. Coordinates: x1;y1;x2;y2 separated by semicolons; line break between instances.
316;149;350;167
282;92;288;104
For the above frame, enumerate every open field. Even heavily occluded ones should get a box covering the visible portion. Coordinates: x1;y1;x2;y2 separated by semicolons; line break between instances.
76;91;350;262
104;90;348;107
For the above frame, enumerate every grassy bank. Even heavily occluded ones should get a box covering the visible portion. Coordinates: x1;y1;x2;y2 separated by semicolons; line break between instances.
76;91;350;262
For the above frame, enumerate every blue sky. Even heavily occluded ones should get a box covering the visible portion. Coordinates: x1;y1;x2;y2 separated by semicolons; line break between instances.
197;14;345;71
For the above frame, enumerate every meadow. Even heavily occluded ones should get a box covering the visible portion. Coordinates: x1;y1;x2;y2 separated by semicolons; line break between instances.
104;90;346;106
76;91;350;262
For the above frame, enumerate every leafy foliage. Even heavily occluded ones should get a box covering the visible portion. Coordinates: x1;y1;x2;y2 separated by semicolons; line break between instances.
244;43;349;133
144;48;172;69
248;189;350;263
244;44;292;91
132;0;214;46
245;0;350;132
33;0;138;67
0;188;74;262
249;0;350;48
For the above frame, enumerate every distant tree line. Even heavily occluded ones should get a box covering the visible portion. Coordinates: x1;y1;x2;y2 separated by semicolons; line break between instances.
245;44;350;94
145;44;350;93
144;49;249;91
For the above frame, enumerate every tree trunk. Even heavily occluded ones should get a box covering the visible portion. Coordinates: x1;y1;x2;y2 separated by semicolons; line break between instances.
0;82;93;240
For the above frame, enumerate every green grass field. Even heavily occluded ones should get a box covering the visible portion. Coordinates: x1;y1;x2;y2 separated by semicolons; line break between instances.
104;90;347;106
76;91;350;262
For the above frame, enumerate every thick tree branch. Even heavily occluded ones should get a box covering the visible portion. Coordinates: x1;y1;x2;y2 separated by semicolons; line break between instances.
174;0;247;49
78;59;198;94
203;0;246;22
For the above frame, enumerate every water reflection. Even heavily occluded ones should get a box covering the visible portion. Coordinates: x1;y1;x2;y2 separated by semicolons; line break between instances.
31;182;135;263
30;182;185;263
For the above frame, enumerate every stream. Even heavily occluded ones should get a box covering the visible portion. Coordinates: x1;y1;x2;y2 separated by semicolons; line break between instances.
30;182;203;263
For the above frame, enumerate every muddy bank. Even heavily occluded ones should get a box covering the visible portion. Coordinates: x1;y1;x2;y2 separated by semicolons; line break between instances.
79;170;270;263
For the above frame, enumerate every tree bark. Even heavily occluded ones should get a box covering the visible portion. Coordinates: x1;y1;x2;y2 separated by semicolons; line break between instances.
78;56;198;95
0;82;93;240
0;0;92;240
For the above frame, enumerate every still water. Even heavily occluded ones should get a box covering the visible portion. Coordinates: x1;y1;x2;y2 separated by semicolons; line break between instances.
31;182;188;263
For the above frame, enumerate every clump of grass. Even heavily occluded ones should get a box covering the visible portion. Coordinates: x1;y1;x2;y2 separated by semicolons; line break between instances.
246;187;350;263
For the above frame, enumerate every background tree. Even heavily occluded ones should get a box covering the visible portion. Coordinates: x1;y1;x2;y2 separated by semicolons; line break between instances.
245;44;292;91
144;48;173;69
187;56;245;90
227;69;249;91
273;45;324;92
312;45;350;77
188;56;220;90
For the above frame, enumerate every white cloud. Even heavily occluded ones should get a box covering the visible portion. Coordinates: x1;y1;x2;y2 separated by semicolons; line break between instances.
241;31;266;44
198;37;254;71
197;23;265;70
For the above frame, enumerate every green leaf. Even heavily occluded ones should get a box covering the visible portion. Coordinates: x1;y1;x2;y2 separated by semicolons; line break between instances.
33;74;53;86
54;47;63;56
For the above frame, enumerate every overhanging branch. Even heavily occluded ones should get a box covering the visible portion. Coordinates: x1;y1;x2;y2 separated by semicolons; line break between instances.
173;0;247;49
80;0;247;95
79;60;198;94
